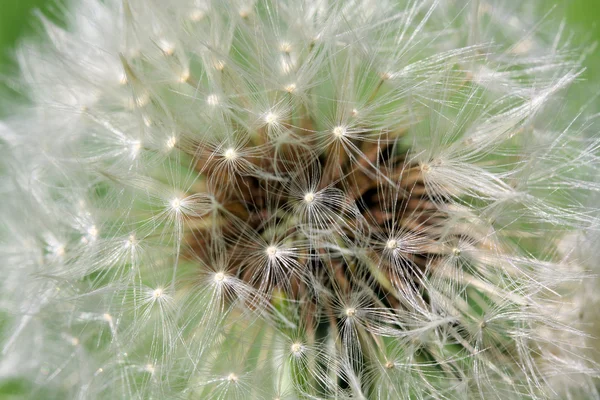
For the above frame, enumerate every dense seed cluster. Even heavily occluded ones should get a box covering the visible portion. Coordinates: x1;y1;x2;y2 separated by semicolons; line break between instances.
1;0;599;399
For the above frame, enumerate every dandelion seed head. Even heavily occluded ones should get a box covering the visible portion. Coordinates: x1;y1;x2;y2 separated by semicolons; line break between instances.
2;1;599;398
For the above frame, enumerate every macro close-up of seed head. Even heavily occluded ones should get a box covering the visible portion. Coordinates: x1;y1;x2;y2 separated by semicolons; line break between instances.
1;0;600;399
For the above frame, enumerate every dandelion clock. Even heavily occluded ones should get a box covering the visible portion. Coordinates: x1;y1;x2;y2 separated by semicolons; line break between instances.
1;0;600;399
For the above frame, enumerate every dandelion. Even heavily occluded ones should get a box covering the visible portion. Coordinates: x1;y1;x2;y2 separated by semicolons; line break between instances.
1;0;599;399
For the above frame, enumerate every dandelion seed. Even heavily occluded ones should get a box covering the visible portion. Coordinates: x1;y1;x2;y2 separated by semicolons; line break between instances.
386;239;398;250
206;94;219;105
189;9;205;22
130;140;141;157
166;135;177;149
223;147;237;160
213;272;226;283
170;197;182;212
158;39;175;56
264;112;278;125
87;225;98;239
284;83;296;93
227;373;238;383
152;287;164;299
280;58;293;74
49;241;65;258
290;342;303;356
511;38;533;54
143;114;153;127
124;234;136;248
265;245;278;257
178;69;190;83
55;245;65;257
332;126;346;138
279;42;292;53
238;8;250;18
303;192;315;204
213;60;225;71
131;92;150;108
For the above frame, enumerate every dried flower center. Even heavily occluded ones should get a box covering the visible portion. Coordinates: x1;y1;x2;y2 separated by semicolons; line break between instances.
183;125;454;323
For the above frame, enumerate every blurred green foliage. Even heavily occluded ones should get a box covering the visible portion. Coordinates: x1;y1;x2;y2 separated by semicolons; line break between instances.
0;0;48;68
